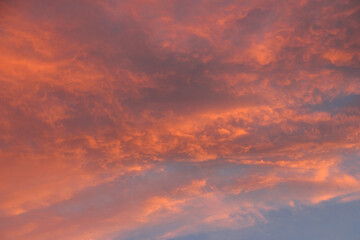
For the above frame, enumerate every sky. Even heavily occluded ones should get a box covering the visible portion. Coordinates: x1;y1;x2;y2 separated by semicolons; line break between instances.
0;0;360;239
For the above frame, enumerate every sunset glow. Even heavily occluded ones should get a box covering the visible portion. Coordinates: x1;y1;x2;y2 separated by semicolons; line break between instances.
1;0;360;239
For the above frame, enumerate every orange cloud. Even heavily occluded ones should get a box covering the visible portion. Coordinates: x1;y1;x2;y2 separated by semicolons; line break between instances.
0;0;359;239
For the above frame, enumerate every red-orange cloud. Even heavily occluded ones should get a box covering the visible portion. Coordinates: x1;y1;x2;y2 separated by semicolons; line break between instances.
0;0;360;239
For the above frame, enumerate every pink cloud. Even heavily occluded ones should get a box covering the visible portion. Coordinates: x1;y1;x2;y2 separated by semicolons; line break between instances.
0;0;359;239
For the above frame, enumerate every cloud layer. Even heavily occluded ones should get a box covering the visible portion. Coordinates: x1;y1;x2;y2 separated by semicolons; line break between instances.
0;0;360;239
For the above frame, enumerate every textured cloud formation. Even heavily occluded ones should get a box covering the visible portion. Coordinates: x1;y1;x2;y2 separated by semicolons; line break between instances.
0;0;360;239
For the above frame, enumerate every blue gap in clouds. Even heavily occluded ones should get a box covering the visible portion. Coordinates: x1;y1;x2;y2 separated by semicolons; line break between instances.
306;94;360;113
170;199;360;240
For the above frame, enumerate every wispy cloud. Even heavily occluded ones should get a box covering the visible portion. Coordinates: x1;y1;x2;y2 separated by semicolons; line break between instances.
0;0;359;239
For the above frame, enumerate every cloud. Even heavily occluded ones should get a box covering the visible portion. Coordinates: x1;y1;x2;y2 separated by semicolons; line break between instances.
0;0;359;239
